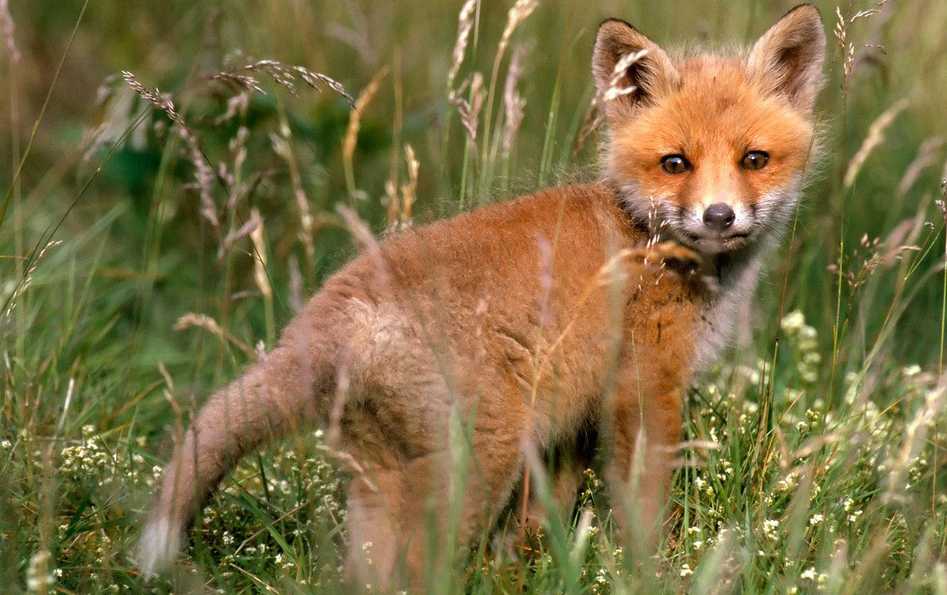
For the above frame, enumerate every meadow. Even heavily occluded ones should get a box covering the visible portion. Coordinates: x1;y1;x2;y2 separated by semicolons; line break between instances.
2;0;947;592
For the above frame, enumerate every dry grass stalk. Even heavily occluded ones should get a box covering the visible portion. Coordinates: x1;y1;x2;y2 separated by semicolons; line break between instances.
174;313;255;357
883;384;943;503
225;126;249;210
342;66;390;197
878;218;921;267
827;220;920;292
843;98;909;189
834;7;855;90
186;132;220;230
0;0;20;63
121;70;219;230
938;168;947;227
287;255;304;313
384;179;400;228
326;4;377;67
535;235;553;331
219;209;261;259
326;366;351;449
3;240;61;319
337;205;390;288
526;246;636;405
572;95;603;158
447;0;479;95
214;126;254;258
120;70;183;126
603;49;648;102
249;208;272;301
897;137;945;198
215;59;354;106
211;72;265;95
497;0;539;63
215;92;250;126
399;144;419;224
451;72;486;148
271;129;316;264
314;445;377;493
834;2;889;92
502;45;527;155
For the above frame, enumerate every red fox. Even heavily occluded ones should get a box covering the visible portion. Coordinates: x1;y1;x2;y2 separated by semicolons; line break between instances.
137;4;825;588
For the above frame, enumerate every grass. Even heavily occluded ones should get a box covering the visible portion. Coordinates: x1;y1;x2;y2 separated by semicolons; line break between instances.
2;0;947;592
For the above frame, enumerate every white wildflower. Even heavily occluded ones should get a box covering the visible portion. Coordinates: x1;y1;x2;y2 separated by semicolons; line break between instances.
781;310;805;333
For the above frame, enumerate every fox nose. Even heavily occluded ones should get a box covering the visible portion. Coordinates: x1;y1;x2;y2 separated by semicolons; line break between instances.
702;203;735;231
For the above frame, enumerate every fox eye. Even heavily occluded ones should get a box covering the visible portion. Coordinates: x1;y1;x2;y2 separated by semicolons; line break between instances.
742;150;769;170
661;154;691;174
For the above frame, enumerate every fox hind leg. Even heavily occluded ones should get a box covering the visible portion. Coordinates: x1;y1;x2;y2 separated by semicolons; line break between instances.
342;417;526;590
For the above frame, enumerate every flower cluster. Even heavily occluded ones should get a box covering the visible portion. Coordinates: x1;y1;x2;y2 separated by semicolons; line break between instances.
780;310;821;384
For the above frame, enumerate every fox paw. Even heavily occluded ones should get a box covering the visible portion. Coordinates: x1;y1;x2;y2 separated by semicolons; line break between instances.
629;241;701;269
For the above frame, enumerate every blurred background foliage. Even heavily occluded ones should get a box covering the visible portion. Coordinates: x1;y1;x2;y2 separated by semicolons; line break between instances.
3;0;946;369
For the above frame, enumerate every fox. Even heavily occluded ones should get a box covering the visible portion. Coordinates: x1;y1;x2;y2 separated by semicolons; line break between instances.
137;4;826;589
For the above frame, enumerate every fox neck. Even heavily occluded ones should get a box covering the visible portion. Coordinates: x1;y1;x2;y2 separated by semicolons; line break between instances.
688;181;803;371
613;182;780;371
693;239;772;372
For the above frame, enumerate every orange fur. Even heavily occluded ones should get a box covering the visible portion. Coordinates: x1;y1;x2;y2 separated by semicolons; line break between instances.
137;5;826;590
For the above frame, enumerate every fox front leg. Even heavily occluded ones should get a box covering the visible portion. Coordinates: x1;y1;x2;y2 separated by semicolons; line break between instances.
602;385;682;558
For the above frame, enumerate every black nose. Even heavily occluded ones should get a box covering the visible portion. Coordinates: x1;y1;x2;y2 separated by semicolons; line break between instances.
703;203;735;231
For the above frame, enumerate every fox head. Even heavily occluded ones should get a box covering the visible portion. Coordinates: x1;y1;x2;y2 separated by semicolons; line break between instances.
594;5;826;255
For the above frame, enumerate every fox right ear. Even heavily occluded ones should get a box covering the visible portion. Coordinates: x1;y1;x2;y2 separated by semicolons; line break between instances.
748;4;826;113
592;19;679;121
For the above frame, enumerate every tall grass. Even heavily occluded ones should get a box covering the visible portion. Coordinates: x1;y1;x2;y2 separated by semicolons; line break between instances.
1;0;947;592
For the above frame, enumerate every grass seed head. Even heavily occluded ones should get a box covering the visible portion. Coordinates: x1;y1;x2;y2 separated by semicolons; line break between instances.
448;0;479;95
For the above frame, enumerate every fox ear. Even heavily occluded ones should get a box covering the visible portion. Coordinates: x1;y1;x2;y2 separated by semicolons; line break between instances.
748;4;826;112
592;19;679;121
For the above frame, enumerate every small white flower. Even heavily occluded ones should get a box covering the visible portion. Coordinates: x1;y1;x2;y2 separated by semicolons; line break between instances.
680;563;693;577
809;514;825;526
801;567;817;581
763;519;780;540
781;310;805;333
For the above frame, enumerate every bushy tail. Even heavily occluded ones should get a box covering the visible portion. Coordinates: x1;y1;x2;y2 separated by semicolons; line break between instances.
136;338;333;577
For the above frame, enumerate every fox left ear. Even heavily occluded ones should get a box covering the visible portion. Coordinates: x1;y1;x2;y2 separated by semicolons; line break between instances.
592;19;680;122
748;4;826;113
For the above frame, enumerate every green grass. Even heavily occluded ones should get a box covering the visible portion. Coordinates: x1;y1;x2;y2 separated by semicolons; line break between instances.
2;0;947;592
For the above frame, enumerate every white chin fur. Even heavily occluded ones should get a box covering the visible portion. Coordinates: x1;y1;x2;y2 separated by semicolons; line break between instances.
136;516;181;578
